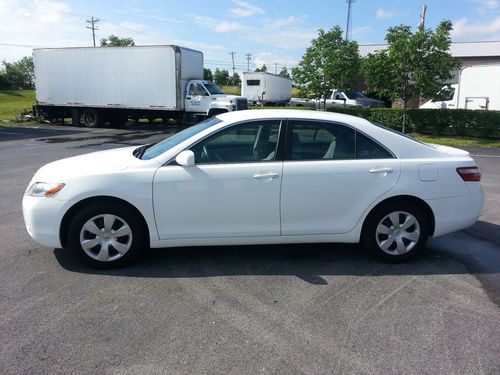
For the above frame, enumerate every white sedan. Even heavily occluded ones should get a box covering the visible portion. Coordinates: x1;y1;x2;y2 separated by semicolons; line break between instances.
23;110;484;267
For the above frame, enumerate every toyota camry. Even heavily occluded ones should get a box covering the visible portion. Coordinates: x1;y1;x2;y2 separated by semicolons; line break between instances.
23;110;484;267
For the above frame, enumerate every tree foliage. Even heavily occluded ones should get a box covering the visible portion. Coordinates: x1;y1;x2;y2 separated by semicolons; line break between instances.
292;26;360;103
254;64;267;72
213;68;229;85
362;20;459;132
100;35;135;47
0;56;34;89
203;68;213;81
228;72;241;86
278;67;291;79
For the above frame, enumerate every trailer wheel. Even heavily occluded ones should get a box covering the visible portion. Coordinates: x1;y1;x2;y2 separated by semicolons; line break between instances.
109;114;128;128
82;109;103;128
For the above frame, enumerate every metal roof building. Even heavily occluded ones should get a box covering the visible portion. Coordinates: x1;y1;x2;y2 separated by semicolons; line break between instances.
359;41;500;65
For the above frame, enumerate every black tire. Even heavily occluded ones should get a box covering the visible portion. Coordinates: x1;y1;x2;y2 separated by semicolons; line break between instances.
67;202;148;268
109;114;128;128
81;109;104;128
361;201;429;262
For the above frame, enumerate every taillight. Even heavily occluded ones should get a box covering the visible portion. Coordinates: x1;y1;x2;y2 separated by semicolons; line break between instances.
457;166;481;182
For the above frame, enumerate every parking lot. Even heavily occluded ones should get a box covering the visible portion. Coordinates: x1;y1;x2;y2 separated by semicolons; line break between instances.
0;124;499;374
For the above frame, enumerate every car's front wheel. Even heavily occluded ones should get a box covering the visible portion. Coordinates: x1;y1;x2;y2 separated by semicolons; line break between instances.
67;202;147;268
362;201;429;262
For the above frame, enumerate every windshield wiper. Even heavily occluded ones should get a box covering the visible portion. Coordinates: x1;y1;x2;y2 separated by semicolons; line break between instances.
133;143;153;159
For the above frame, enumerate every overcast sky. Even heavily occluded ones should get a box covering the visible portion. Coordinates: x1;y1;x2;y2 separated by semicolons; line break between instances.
1;0;500;73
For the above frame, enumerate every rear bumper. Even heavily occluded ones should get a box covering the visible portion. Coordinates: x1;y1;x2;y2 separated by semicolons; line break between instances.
427;183;484;237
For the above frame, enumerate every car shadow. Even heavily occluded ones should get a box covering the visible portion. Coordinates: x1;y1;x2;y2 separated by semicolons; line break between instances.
53;239;500;283
0;126;83;142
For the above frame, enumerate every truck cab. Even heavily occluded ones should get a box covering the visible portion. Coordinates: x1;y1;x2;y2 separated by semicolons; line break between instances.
420;84;459;109
316;90;384;109
185;80;247;116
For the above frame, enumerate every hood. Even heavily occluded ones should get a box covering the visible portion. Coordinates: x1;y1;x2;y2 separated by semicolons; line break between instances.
355;98;384;106
33;146;139;181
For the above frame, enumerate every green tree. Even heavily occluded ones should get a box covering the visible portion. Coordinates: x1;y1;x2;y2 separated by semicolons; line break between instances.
228;72;241;86
292;26;360;108
254;64;267;72
278;67;291;79
362;20;459;132
100;35;135;47
213;68;230;86
203;68;213;81
1;56;34;89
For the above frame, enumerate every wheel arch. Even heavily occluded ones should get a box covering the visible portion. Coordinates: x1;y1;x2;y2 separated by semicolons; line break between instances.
362;195;435;237
59;195;150;248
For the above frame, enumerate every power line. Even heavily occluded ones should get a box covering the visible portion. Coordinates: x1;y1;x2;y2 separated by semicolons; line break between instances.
86;16;99;47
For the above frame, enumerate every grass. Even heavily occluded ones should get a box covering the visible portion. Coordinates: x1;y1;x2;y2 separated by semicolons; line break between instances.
410;134;500;149
0;89;36;124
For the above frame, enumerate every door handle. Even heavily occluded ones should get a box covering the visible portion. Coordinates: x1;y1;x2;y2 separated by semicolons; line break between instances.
253;172;279;179
369;167;393;174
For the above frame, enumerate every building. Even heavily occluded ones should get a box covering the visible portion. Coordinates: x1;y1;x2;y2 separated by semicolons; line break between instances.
358;41;500;107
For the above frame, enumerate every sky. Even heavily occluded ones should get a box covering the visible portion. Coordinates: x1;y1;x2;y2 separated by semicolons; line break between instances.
1;0;500;74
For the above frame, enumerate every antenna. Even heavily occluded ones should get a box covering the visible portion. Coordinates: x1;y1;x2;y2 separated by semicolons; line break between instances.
346;0;355;41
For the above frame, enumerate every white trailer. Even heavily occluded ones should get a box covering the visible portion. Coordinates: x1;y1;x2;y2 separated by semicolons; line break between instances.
241;72;292;106
33;45;247;127
420;64;500;110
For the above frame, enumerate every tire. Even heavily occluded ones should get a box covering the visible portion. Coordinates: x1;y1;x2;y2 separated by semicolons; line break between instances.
361;201;429;262
109;114;128;128
67;202;148;268
81;109;104;128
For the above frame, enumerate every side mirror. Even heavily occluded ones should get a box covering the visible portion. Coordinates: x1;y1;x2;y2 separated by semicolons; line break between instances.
176;150;195;167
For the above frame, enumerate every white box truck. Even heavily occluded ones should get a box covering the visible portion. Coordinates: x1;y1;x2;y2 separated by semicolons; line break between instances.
33;45;248;127
420;64;500;110
242;72;292;106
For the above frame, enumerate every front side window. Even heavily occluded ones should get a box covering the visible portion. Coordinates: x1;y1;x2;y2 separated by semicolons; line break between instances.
204;83;225;95
289;121;355;160
189;83;208;96
190;120;281;164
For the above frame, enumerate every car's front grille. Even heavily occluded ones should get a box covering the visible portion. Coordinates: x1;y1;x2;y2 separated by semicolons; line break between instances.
236;98;248;110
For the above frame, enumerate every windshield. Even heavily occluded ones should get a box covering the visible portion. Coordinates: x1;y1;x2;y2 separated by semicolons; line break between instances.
346;92;366;99
204;83;225;95
432;86;455;102
141;117;222;160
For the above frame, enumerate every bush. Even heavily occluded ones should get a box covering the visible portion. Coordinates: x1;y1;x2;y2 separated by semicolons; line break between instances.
326;107;500;139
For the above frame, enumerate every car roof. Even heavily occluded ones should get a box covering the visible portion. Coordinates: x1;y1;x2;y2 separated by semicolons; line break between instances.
216;109;370;126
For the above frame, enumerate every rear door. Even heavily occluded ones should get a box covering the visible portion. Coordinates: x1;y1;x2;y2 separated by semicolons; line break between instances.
280;120;401;235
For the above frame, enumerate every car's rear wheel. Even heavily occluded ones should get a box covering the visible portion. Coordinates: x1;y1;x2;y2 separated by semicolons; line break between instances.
362;201;429;262
67;202;147;268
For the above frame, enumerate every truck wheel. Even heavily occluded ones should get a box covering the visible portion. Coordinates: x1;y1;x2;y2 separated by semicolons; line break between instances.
109;114;128;128
81;109;103;128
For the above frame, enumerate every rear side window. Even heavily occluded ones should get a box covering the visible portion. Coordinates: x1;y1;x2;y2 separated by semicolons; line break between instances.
247;80;260;86
356;132;393;159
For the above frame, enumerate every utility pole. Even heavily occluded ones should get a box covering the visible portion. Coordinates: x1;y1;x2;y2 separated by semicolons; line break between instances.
86;16;100;47
274;62;278;74
245;53;252;72
419;2;427;31
345;0;355;41
229;51;236;79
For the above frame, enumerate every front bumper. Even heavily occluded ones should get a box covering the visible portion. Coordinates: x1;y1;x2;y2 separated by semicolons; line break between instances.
22;195;73;248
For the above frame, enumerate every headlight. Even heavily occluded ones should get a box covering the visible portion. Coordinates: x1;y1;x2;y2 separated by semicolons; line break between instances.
26;182;65;197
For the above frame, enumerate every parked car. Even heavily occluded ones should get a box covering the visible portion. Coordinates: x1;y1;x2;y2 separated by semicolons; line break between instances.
23;110;483;268
290;90;384;109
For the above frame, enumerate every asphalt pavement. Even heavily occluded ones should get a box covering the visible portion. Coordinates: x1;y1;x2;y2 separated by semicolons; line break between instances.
0;124;499;374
